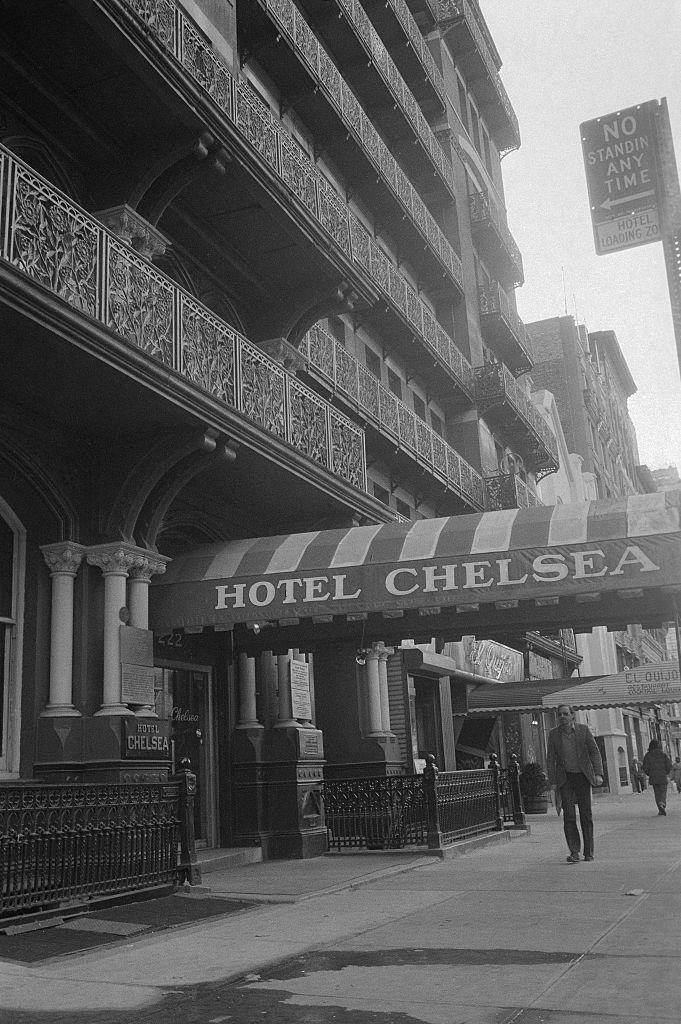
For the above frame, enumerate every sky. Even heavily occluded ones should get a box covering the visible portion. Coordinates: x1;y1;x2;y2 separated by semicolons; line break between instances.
480;0;681;471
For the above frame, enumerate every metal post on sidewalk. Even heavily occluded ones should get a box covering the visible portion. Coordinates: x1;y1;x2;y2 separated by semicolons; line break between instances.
508;754;526;827
489;753;503;831
423;754;442;850
173;757;202;885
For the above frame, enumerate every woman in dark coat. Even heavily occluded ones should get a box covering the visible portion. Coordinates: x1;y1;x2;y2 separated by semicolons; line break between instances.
642;739;672;815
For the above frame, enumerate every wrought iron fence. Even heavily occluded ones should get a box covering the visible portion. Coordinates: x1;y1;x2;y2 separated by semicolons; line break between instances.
0;782;180;918
324;755;524;852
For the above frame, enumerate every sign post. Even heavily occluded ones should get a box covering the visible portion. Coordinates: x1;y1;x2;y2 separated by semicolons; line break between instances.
581;101;662;255
581;98;681;380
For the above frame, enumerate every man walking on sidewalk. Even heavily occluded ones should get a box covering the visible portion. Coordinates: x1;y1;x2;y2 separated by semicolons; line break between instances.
547;705;604;863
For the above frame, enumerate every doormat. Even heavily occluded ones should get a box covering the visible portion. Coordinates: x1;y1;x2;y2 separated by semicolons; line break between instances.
0;894;254;964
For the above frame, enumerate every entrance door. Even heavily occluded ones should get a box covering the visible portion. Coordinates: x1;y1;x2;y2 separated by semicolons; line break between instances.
154;663;217;846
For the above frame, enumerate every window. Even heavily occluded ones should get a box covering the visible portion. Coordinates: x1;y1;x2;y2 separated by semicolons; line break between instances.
373;483;390;506
430;411;443;437
482;129;493;176
457;80;469;133
395;498;412;520
0;498;24;774
387;368;402;400
413;394;426;421
365;345;381;380
469;103;481;155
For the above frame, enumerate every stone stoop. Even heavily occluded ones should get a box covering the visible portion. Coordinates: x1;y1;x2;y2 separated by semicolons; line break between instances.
196;847;263;874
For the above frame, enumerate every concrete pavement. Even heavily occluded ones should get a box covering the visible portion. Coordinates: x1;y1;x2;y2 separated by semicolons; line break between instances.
1;790;680;1023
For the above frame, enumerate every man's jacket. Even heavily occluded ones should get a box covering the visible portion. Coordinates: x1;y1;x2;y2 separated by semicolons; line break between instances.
547;723;604;787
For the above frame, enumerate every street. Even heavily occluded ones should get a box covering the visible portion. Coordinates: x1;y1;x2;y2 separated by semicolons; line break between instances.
2;793;680;1024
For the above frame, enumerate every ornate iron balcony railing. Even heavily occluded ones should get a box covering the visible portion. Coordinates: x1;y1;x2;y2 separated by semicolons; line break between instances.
434;0;520;153
0;145;366;492
474;362;559;475
258;0;462;289
484;471;542;511
332;0;453;190
469;189;524;288
303;325;484;509
382;0;447;103
117;0;468;398
478;280;533;375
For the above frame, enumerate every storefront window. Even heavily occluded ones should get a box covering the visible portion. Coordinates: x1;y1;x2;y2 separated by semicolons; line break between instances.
154;664;217;845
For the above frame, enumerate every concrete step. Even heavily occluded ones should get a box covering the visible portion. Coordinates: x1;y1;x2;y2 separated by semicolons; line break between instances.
195;846;263;874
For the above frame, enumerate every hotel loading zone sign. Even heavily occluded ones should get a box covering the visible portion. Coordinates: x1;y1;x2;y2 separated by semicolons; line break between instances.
581;101;662;255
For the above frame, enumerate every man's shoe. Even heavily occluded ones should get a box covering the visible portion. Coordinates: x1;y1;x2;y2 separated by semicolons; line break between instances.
659;808;667;816
566;852;580;863
584;855;594;861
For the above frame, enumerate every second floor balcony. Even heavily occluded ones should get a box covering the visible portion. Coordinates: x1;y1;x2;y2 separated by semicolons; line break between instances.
478;281;533;375
469;189;524;289
474;363;559;477
484;471;542;511
0;144;367;497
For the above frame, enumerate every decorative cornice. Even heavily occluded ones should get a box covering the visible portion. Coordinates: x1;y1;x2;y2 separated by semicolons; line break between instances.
40;541;86;576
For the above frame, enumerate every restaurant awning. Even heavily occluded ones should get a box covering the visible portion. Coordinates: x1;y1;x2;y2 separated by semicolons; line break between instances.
150;491;681;645
466;661;681;713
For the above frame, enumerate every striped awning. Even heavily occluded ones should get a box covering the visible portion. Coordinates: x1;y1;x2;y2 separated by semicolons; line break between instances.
150;491;681;637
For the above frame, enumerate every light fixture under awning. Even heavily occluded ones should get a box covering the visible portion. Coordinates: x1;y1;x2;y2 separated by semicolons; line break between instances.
150;491;681;637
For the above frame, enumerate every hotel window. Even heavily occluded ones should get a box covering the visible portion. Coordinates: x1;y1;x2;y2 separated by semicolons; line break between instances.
431;411;444;437
395;498;412;520
373;483;391;507
413;394;426;421
387;368;402;400
365;345;381;380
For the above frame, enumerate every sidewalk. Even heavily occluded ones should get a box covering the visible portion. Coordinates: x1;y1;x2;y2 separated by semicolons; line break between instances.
1;792;680;1023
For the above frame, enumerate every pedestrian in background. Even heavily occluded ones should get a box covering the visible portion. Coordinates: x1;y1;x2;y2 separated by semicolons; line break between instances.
547;705;604;863
669;757;681;794
642;739;672;815
631;757;646;793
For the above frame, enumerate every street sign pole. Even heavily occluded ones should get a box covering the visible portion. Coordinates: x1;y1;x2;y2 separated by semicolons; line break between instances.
653;99;681;383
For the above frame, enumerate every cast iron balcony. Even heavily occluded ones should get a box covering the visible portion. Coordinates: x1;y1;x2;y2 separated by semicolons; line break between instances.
478;281;533;375
474;363;559;478
0;145;367;493
117;0;467;398
484;471;542;511
469;189;524;288
434;0;520;153
302;325;484;510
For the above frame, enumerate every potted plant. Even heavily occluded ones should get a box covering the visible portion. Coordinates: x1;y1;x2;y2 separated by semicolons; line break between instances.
519;762;550;814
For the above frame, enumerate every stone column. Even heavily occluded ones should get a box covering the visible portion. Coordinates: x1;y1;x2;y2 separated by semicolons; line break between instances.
40;541;86;717
128;551;170;717
377;644;394;734
364;646;384;736
87;544;139;716
237;653;262;728
275;652;296;727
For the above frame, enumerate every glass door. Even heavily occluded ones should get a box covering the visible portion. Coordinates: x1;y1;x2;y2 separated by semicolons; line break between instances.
154;663;217;847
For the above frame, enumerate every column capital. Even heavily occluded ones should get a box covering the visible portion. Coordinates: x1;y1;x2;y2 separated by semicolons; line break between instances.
86;542;156;576
128;551;171;582
41;541;86;576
